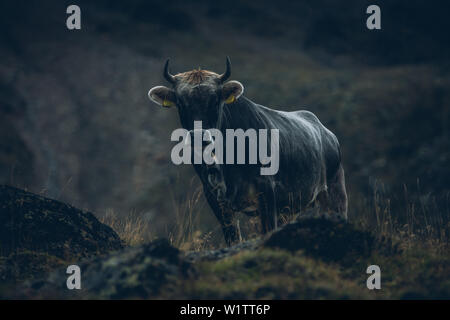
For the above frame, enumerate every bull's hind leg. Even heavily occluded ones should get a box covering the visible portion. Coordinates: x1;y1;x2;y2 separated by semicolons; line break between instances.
317;165;348;221
258;181;277;234
330;165;348;220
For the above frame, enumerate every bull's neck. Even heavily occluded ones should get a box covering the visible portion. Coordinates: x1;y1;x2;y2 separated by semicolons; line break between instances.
217;96;263;131
178;96;266;132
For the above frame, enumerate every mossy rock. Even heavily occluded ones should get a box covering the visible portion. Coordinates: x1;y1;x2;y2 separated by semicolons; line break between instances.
0;185;123;260
264;218;375;265
0;185;123;283
0;250;66;283
177;249;370;299
20;239;191;299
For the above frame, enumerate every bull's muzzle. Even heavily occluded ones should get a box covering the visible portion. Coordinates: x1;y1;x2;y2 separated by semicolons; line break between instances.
185;129;214;160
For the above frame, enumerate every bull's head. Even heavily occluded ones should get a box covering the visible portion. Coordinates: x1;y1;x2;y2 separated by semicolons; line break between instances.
148;57;244;130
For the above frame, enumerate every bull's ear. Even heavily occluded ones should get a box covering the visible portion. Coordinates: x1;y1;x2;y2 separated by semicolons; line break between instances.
148;86;176;108
222;80;244;104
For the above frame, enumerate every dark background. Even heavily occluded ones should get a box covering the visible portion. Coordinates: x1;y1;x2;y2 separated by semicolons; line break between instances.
1;0;449;244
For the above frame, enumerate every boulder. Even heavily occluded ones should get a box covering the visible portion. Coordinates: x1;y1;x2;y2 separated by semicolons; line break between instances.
0;185;123;282
20;239;191;299
264;217;375;265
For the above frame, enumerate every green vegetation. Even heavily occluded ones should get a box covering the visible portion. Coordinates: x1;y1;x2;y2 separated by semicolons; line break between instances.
179;249;370;299
99;205;449;299
163;216;449;299
174;243;449;299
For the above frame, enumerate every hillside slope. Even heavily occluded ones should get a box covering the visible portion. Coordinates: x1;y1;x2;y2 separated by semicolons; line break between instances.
1;187;448;299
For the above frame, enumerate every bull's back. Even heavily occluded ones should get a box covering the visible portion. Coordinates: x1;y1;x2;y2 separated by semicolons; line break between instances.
291;110;341;180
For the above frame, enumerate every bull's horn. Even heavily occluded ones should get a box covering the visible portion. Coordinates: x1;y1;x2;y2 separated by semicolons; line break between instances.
218;56;231;83
164;59;176;85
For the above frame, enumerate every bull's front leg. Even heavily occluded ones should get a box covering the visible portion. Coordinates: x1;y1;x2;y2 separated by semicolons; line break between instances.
204;173;238;246
219;205;239;246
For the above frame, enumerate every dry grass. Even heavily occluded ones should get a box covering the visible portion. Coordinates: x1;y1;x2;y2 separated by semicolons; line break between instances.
100;176;449;255
351;180;450;253
98;178;218;250
167;179;218;251
100;209;154;246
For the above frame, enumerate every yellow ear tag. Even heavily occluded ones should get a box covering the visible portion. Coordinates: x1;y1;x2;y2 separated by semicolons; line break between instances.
162;99;174;108
225;95;235;104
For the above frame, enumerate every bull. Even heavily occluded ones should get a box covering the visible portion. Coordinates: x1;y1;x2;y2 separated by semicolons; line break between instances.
148;58;348;246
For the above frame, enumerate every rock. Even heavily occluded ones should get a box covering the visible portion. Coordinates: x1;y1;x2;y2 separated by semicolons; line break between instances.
264;217;375;265
186;215;376;266
0;185;123;282
0;251;66;283
185;239;262;263
20;239;191;299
